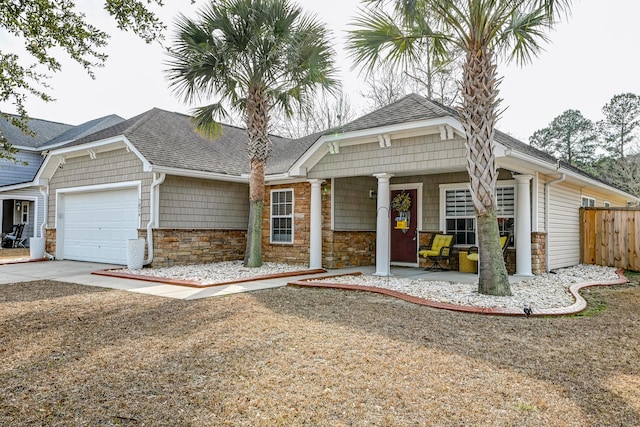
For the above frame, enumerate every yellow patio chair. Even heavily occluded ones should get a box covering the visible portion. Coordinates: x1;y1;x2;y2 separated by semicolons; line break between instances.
467;233;511;263
418;233;454;271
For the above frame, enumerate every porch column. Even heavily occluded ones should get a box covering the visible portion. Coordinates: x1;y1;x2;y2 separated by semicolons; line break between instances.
515;174;534;276
308;179;324;269
373;173;394;276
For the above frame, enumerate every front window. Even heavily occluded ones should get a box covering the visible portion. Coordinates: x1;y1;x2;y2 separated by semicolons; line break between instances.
581;196;596;207
271;189;294;243
443;185;515;245
444;189;476;245
21;202;29;224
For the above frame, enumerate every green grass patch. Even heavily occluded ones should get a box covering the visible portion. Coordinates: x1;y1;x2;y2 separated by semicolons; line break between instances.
571;289;608;317
515;402;539;412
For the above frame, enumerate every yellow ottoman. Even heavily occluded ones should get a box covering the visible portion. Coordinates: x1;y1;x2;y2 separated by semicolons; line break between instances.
458;251;478;273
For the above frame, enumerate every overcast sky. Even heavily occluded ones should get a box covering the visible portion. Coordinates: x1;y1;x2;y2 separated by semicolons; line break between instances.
5;0;640;142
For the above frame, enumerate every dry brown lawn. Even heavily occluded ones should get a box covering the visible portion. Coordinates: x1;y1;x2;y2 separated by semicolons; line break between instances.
1;274;639;426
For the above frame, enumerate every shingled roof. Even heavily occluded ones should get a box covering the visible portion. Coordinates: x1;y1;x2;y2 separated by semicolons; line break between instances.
62;108;318;176
45;115;125;148
325;93;451;135
0;116;73;149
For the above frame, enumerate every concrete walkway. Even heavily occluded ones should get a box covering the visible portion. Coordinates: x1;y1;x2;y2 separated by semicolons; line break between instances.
0;259;336;300
0;259;521;302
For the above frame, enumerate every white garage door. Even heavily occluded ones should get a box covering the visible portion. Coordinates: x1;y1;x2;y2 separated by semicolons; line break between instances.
62;188;139;264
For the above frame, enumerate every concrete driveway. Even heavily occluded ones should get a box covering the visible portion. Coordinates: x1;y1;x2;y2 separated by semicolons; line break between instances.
0;260;292;300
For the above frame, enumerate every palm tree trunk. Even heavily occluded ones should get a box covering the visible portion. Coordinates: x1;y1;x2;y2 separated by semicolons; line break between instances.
245;158;265;267
459;46;511;296
244;86;271;268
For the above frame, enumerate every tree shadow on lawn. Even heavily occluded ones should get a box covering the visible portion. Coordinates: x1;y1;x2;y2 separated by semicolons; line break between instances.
252;282;640;425
0;280;108;303
1;279;639;426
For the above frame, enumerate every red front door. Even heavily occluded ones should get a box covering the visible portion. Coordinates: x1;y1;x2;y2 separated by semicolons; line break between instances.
390;188;418;263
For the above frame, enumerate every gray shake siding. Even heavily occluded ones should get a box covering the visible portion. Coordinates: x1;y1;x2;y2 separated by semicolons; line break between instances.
332;176;377;231
48;148;151;225
308;134;467;179
159;175;249;229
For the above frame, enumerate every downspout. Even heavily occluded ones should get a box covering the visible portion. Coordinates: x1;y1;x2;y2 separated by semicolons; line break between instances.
144;173;166;266
544;173;566;272
38;183;54;260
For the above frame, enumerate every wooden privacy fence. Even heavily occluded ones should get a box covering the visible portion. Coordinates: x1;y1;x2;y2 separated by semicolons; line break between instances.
580;207;640;271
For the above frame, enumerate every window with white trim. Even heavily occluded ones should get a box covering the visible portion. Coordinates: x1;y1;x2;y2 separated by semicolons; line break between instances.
270;189;294;243
21;202;29;224
603;201;611;208
443;185;515;245
581;196;595;207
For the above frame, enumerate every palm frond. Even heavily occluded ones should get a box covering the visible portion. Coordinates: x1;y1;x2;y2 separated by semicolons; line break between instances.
347;6;436;74
190;103;231;138
498;7;551;65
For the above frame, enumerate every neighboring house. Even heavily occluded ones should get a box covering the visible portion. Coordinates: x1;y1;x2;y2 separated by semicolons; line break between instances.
0;115;124;243
22;94;640;273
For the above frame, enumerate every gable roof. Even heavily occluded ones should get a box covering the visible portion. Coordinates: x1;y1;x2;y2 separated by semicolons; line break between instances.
0;115;125;188
60;108;315;176
44;115;125;149
326;93;451;135
0;116;73;149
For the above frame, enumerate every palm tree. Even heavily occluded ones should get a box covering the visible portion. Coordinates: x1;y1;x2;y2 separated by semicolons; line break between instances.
166;0;338;267
347;0;571;295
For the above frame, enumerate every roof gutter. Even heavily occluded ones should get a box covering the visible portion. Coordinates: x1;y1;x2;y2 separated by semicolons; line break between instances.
150;165;248;183
544;173;566;272
144;172;166;266
506;149;639;202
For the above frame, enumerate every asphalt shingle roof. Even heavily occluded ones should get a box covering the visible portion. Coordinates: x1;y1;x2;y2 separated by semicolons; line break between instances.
48;95;631;195
45;115;125;148
64;108;315;176
326;93;451;135
0;116;73;149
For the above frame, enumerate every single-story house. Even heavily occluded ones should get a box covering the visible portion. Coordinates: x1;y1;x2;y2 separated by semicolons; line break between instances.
6;94;638;274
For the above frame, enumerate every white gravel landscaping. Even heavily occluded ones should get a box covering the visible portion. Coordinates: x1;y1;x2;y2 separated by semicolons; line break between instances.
123;261;311;284
124;261;620;311
311;264;620;310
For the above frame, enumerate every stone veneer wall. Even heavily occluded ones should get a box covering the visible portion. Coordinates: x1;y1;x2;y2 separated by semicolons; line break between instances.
139;228;245;268
262;182;311;265
45;228;56;255
531;231;546;274
323;230;376;269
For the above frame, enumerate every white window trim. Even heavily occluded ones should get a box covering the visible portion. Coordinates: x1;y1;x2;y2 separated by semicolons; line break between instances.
21;202;29;224
603;201;611;208
270;188;294;244
581;196;596;207
439;180;517;243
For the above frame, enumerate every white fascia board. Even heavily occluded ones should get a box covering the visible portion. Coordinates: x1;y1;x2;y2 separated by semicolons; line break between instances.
0;182;37;192
289;116;463;176
265;175;308;185
149;165;249;184
35;136;151;182
48;136;149;167
503;148;640;202
11;145;41;152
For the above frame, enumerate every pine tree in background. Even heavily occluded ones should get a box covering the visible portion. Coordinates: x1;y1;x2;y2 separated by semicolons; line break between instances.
598;93;640;160
529;109;597;168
